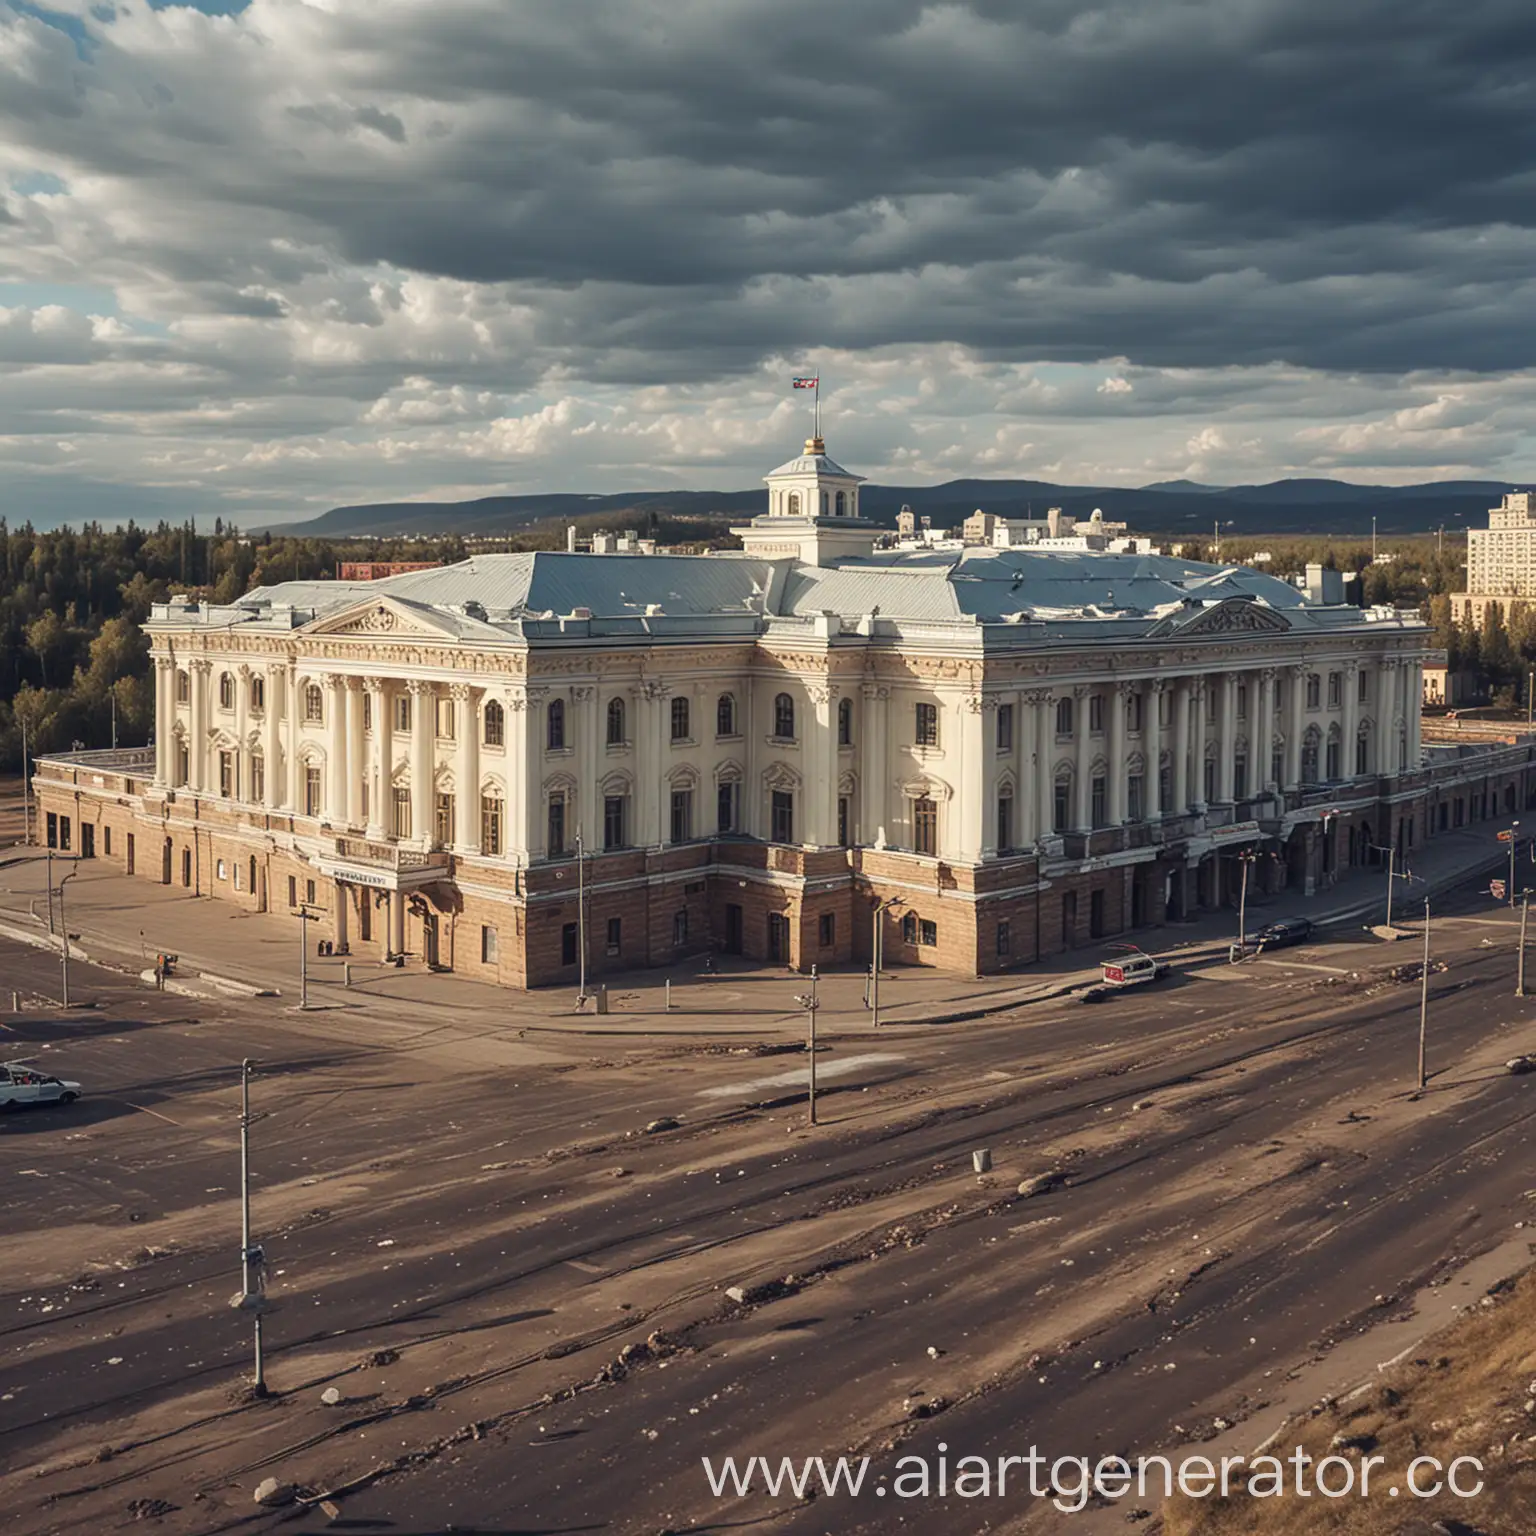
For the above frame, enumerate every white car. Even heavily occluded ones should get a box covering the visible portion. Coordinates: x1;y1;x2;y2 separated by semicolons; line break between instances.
0;1063;82;1108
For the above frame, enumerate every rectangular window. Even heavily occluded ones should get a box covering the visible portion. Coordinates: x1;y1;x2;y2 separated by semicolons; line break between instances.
1326;739;1341;779
669;788;693;844
233;861;241;891
996;920;1011;958
216;858;227;882
837;795;851;847
395;694;411;733
1237;683;1248;719
1234;756;1248;800
126;832;134;874
673;909;689;947
251;755;264;805
919;918;938;947
481;795;504;856
1091;774;1107;828
1271;748;1284;788
670;695;690;742
604;794;627;850
818;912;835;948
481;925;497;965
561;922;578;966
1159;762;1173;811
1088;694;1104;733
902;911;917;944
392;786;411;839
771;788;794;844
1306;673;1321;709
716;781;738;835
996;703;1014;752
1356;735;1368;775
997;793;1012;851
606;916;622;957
304;765;322;818
288;875;297;907
1052;779;1070;833
437;696;456;739
1126;693;1143;733
913;796;937;855
548;793;566;857
305;878;316;905
1358;669;1370;703
434;792;454;846
219;750;234;799
1127;774;1144;822
362;692;372;731
915;702;939;748
1327;672;1341;708
1204;758;1217;802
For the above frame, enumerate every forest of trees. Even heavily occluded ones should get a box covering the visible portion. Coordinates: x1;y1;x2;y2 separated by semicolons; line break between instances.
0;521;1523;773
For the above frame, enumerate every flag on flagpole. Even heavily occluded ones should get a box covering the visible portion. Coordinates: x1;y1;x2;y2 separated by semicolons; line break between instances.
792;376;819;389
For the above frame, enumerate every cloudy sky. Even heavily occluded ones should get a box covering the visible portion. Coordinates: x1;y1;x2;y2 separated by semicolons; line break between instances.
3;0;1535;526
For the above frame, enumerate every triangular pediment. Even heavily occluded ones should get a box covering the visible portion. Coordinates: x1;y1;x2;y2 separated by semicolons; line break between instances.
302;595;459;640
1148;598;1292;638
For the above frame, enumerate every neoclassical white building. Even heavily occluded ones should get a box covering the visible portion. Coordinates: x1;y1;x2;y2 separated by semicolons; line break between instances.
38;435;1507;987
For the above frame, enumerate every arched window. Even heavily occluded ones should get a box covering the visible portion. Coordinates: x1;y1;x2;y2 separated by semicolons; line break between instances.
787;492;801;516
835;490;847;516
218;672;234;710
483;698;505;747
1055;697;1074;737
773;692;795;739
546;698;566;752
716;693;737;737
303;683;323;723
607;696;626;746
670;695;690;742
837;697;853;746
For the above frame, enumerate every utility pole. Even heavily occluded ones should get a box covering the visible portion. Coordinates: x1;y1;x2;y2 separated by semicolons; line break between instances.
235;1059;269;1397
1236;848;1255;956
1528;672;1534;730
296;904;320;1008
1510;822;1521;907
1372;516;1378;563
58;867;77;1008
1518;891;1529;998
795;966;821;1126
575;828;588;1011
110;690;117;750
45;844;55;936
20;714;30;846
1386;844;1396;931
870;897;903;1029
1417;899;1430;1091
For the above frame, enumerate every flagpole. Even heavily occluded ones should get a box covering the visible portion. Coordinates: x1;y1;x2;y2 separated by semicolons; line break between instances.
814;378;820;442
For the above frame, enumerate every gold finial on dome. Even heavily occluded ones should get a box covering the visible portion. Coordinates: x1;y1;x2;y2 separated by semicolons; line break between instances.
806;436;826;455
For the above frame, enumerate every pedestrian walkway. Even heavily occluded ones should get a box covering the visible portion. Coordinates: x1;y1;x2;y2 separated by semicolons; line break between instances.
0;822;1517;1038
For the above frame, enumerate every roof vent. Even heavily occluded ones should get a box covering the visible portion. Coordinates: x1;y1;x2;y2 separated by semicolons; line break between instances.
645;603;665;617
464;600;487;621
569;606;592;620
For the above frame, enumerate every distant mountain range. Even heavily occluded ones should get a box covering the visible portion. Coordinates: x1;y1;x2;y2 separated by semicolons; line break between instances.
250;476;1517;541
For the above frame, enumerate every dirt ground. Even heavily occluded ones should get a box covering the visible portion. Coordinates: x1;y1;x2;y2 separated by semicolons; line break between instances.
1166;1264;1536;1535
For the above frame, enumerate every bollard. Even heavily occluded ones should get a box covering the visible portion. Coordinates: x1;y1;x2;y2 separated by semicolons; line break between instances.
11;989;19;1012
596;984;610;1016
343;962;352;989
665;978;672;1011
972;1149;992;1175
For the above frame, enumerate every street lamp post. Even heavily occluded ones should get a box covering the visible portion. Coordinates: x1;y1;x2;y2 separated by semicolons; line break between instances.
20;714;30;846
575;829;588;1011
296;904;321;1009
1509;822;1521;908
794;965;821;1126
1417;899;1431;1091
1368;843;1418;931
870;898;903;1029
1519;891;1530;999
58;867;78;1008
235;1058;269;1397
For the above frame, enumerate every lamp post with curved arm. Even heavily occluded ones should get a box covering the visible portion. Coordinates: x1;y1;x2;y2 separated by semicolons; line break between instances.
870;897;904;1029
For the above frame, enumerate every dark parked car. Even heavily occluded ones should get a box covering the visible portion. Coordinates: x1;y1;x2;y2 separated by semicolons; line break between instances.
1253;917;1313;950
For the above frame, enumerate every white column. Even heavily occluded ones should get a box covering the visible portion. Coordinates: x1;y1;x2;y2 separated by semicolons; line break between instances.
1013;689;1032;847
1108;682;1128;823
367;680;389;838
1407;661;1422;766
859;683;889;846
190;660;211;794
408;680;433;845
1257;668;1276;792
1342;661;1360;779
345;680;365;826
805;684;835;847
575;685;599;847
327;674;348;823
1073;685;1093;831
1172;678;1191;812
234;664;250;801
1147;680;1166;817
1034;692;1055;840
1285;665;1305;788
265;667;284;809
153;658;171;787
956;693;985;860
506;685;530;858
453;684;480;850
1190;680;1208;811
1218;673;1238;802
286;666;303;812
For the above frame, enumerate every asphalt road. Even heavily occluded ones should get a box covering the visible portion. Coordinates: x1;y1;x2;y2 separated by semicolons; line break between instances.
3;892;1535;1536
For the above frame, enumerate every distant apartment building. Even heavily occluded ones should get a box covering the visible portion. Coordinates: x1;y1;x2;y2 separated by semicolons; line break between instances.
337;561;440;581
1451;491;1536;623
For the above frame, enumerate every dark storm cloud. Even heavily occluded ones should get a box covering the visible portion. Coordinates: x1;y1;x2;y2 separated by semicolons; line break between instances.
5;0;1536;380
